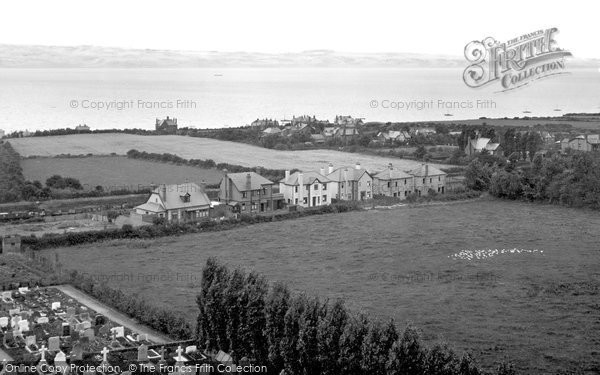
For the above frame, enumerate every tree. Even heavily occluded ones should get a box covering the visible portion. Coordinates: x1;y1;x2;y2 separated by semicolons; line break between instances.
339;314;369;375
414;145;428;160
317;300;348;375
281;294;307;375
386;325;425;375
265;282;291;373
464;160;494;191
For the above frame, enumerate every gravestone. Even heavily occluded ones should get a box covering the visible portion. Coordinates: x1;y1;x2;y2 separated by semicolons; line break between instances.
33;324;45;339
8;308;20;316
70;342;83;361
48;336;61;352
51;302;61;310
66;307;76;317
75;323;85;332
1;291;12;300
186;346;197;354
25;335;36;347
54;351;68;368
137;344;148;362
82;321;91;330
10;316;20;328
79;312;91;322
18;320;29;332
137;333;148;342
112;326;125;338
0;317;8;328
37;317;49;324
71;330;80;341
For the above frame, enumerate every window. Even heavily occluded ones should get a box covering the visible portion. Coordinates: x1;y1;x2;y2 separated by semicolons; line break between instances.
430;178;432;183
314;184;318;190
387;182;391;188
295;186;298;193
303;197;308;204
438;176;441;181
405;191;408;197
323;184;327;190
262;188;267;195
422;178;425;184
251;203;258;211
242;192;247;198
404;179;407;185
322;195;327;202
395;181;398;187
295;198;298;204
241;203;246;211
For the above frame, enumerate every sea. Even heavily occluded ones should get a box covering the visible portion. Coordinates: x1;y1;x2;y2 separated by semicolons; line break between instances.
0;68;599;132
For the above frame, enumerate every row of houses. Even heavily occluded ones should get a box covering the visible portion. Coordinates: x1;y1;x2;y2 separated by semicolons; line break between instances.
260;115;364;143
560;134;600;152
133;163;447;222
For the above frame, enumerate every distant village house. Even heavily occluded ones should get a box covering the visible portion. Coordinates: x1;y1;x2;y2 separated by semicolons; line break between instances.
219;172;285;213
325;163;373;201
134;183;210;222
155;116;178;134
279;171;331;208
464;136;502;156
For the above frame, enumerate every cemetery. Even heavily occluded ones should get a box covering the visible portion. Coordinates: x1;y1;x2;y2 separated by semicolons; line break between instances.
0;286;208;370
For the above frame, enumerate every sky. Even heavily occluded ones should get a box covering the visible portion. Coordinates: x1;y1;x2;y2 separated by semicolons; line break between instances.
0;0;597;58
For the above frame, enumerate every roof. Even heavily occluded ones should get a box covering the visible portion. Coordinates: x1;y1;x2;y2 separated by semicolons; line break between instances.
152;183;210;210
262;127;281;134
408;164;447;177
280;171;331;185
484;143;501;151
327;167;370;182
158;118;177;127
135;202;165;213
226;172;274;191
311;134;325;141
373;168;413;180
470;137;491;150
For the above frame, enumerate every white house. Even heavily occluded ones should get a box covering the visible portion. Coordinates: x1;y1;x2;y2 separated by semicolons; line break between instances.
279;171;331;207
372;163;415;199
464;137;502;156
134;183;211;222
325;163;373;201
409;164;447;196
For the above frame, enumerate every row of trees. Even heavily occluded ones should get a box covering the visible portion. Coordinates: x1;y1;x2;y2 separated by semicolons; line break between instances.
126;149;297;184
197;259;516;375
465;150;600;209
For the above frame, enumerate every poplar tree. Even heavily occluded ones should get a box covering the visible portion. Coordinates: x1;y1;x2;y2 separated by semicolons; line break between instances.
265;282;291;373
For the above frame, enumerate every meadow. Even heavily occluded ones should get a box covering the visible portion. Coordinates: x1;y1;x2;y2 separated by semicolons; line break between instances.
42;199;600;374
9;134;451;172
21;156;223;191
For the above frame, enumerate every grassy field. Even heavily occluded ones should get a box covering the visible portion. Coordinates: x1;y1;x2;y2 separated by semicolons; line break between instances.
21;156;223;191
42;199;600;374
9;134;452;172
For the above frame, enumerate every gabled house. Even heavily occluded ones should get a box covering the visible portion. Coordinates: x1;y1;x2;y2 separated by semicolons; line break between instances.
561;135;600;152
464;137;502;156
261;127;282;137
377;131;409;143
75;124;90;132
279;171;331;207
372;163;415;199
219;172;285;213
134;183;210;222
325;163;373;201
155;116;178;134
251;118;279;128
409;164;447;196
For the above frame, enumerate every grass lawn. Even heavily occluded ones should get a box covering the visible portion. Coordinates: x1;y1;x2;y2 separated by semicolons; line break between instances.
21;156;223;191
10;134;453;172
42;199;600;374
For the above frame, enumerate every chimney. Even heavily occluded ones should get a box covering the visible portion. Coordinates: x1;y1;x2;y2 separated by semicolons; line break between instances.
388;163;393;170
159;184;167;202
285;170;290;181
166;116;170;120
199;180;206;192
174;118;177;125
156;118;160;126
246;173;252;191
355;162;361;170
320;167;325;176
328;163;334;174
298;173;304;204
425;164;429;176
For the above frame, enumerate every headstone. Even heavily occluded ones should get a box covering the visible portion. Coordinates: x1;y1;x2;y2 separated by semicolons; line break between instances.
0;317;8;327
82;321;91;330
100;347;110;364
83;328;94;339
48;336;61;352
10;316;20;327
137;333;148;342
37;317;49;324
25;335;36;347
185;346;197;354
79;312;91;322
8;308;20;316
62;323;70;337
18;287;28;294
67;307;76;317
51;302;61;310
71;330;80;341
174;346;187;362
112;326;125;338
1;291;12;300
75;323;85;332
54;351;67;367
70;342;83;361
137;344;148;362
18;320;29;332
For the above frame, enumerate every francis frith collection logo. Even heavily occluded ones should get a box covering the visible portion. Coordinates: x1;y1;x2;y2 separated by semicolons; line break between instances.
463;28;572;91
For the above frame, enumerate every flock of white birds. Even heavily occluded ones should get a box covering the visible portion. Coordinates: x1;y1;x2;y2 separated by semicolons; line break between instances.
449;248;544;261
